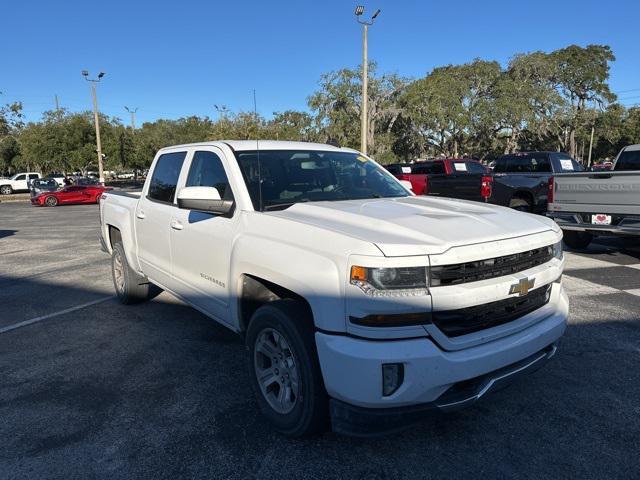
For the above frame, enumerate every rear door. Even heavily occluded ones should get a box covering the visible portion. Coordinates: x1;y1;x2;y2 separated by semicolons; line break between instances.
136;150;188;288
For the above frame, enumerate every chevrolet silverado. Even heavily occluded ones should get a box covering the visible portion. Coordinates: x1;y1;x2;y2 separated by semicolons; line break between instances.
99;141;568;436
548;144;640;248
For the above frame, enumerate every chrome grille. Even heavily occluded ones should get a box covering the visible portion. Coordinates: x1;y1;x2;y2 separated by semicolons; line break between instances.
431;246;554;286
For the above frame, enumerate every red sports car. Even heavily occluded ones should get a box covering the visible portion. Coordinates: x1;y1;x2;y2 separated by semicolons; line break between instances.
31;185;112;207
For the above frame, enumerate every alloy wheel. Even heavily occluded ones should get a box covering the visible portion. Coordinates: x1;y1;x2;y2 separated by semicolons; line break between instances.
113;251;126;294
253;327;300;414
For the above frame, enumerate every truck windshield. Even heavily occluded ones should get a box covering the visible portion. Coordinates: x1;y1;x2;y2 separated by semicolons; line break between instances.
235;150;409;211
616;150;640;171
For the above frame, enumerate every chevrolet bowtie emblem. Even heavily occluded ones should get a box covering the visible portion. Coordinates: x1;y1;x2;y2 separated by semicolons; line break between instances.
510;278;535;296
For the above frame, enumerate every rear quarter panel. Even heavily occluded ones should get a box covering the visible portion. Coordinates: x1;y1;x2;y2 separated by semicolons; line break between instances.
101;191;143;272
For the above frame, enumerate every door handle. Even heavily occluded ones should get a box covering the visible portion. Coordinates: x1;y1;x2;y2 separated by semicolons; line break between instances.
136;210;145;220
170;219;183;231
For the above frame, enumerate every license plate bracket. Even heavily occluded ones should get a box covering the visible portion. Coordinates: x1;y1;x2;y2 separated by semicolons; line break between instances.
592;214;612;225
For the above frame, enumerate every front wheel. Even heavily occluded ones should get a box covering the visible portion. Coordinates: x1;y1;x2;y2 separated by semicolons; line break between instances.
44;196;58;207
0;185;13;195
246;300;328;437
563;231;593;249
111;242;158;304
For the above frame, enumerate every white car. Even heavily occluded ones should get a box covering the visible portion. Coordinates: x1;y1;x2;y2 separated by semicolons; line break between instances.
0;172;42;194
99;141;568;436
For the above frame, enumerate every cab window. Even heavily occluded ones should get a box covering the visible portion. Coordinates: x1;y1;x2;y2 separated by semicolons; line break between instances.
148;151;187;203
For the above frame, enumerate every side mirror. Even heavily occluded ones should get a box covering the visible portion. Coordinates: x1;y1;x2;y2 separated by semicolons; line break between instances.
399;180;414;193
177;186;234;215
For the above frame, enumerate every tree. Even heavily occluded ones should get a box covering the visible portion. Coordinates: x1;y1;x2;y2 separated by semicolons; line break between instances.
403;59;501;158
308;64;408;161
0;101;24;174
269;110;318;142
551;45;616;158
492;52;562;154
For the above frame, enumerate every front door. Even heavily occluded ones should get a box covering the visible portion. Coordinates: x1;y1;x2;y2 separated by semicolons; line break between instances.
170;148;236;325
13;174;28;191
136;151;188;289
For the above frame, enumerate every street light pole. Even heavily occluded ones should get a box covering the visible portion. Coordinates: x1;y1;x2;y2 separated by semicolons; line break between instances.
82;70;106;184
587;125;595;167
355;6;381;155
125;106;138;132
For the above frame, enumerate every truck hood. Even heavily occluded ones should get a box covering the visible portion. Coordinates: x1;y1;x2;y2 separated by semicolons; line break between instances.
269;196;556;256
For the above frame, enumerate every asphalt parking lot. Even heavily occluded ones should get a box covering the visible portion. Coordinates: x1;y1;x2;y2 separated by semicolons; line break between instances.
1;201;639;480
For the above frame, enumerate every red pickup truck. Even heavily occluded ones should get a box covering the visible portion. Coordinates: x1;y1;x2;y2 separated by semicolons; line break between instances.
386;158;492;202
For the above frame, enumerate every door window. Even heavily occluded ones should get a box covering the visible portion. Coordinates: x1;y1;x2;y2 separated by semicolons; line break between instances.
465;162;486;174
412;162;445;174
494;155;551;173
15;174;26;180
148;152;187;203
186;151;234;200
29;174;39;180
614;150;640;171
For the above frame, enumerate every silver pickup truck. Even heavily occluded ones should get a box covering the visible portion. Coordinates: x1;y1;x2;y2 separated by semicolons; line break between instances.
547;144;640;249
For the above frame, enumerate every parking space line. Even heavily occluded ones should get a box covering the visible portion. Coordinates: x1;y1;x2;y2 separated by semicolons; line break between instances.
0;296;114;335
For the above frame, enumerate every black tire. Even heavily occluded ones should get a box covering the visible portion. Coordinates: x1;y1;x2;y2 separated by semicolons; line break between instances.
111;242;157;304
509;197;532;212
0;185;13;195
563;230;593;249
44;196;58;207
246;300;328;437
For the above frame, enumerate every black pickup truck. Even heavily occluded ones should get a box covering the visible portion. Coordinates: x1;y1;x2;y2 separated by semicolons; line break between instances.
490;151;583;213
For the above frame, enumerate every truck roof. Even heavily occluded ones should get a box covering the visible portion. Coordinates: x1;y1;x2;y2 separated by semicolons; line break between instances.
158;140;354;153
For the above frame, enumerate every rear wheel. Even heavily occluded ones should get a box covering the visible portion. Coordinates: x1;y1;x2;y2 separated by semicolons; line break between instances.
44;196;58;207
563;231;593;249
111;242;157;304
0;185;13;195
509;197;532;212
246;300;328;437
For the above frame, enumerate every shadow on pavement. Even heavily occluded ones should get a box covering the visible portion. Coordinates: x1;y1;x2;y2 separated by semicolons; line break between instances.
0;229;17;239
0;275;638;480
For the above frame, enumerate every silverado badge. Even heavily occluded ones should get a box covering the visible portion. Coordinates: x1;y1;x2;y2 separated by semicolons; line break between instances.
510;278;535;296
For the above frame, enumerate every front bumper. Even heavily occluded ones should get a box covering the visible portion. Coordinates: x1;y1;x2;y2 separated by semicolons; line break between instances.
547;212;640;236
316;284;568;433
330;343;557;436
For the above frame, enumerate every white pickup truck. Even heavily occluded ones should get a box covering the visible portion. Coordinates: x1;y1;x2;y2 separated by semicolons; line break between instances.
99;141;568;436
0;172;42;194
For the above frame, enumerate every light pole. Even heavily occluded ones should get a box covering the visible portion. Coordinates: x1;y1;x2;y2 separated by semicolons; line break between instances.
355;6;381;155
82;70;106;183
125;106;138;132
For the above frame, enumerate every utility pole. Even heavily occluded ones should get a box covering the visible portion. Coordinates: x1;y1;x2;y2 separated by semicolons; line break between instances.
125;106;138;132
587;125;595;167
55;95;60;113
82;70;106;184
355;6;381;155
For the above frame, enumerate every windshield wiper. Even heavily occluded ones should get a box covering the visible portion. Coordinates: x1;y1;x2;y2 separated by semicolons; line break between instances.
263;199;309;211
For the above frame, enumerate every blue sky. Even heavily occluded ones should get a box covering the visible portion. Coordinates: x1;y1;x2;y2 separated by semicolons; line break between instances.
2;0;639;125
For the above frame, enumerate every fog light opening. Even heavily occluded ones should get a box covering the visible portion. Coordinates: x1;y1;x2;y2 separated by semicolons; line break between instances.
382;363;404;397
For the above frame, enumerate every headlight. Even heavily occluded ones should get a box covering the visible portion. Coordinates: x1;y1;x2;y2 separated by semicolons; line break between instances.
552;240;563;260
350;266;428;296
